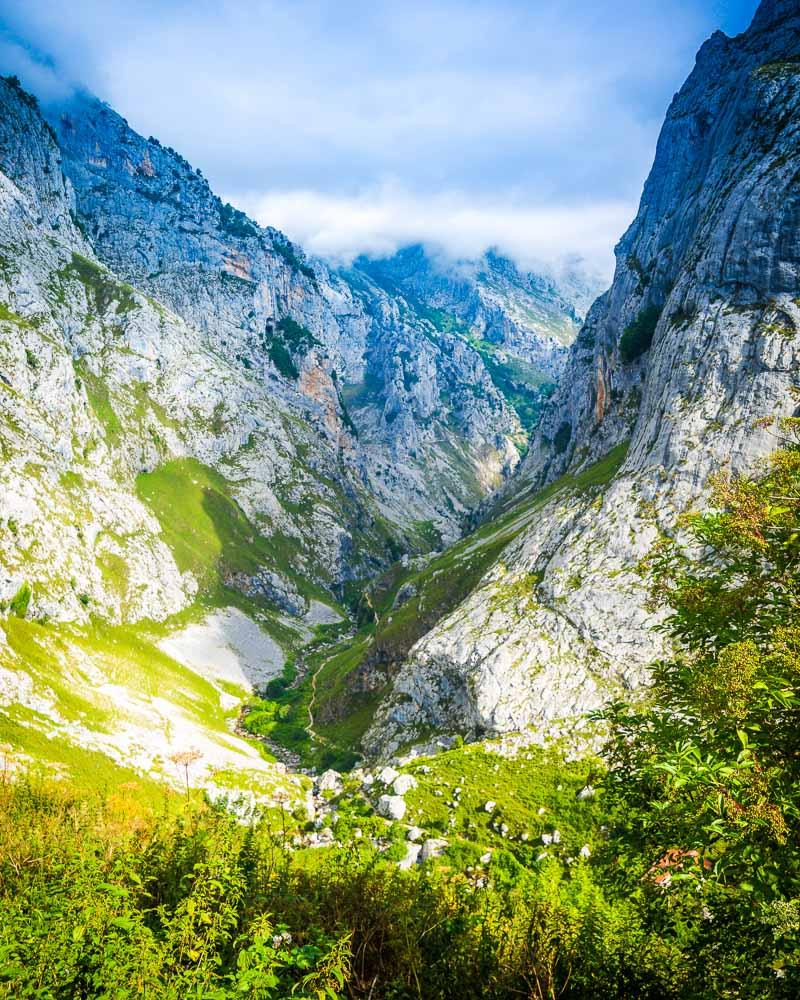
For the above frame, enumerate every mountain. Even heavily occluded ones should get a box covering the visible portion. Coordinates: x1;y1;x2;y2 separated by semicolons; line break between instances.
49;92;534;550
1;0;797;784
353;245;603;434
0;73;583;788
3;4;800;994
355;0;800;754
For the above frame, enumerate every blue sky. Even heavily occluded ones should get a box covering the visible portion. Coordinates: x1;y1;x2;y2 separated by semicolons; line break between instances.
0;0;759;276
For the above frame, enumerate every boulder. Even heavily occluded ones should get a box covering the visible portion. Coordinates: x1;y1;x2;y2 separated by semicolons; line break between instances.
392;773;417;795
397;843;421;870
314;769;343;794
419;838;449;862
377;794;406;821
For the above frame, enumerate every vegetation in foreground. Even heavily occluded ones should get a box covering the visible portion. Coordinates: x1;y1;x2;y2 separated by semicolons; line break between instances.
2;424;800;998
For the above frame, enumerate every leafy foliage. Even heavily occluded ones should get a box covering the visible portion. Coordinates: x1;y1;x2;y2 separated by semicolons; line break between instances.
554;421;572;454
217;200;259;239
267;317;321;381
0;775;692;1000
600;419;800;984
271;236;317;282
619;305;661;362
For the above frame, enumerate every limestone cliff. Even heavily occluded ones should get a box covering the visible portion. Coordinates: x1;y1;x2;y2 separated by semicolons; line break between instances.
354;245;601;435
365;0;800;754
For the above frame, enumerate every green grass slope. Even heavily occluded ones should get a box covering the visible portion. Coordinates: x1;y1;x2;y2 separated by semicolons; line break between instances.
250;443;630;765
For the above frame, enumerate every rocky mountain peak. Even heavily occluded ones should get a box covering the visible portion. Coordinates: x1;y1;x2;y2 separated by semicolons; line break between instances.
749;0;800;34
363;0;800;755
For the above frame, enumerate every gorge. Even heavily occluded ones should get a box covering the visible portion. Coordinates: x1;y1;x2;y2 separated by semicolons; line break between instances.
1;2;799;996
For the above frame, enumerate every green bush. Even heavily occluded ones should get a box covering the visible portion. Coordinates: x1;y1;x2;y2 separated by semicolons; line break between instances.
0;776;697;1000
271;237;316;282
217;200;258;239
618;305;661;362
554;421;572;454
267;317;321;381
9;582;31;618
599;420;800;993
268;339;299;380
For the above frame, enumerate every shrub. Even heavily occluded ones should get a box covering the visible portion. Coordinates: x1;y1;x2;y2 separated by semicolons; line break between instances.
554;421;572;454
267;318;320;381
268;339;299;380
599;421;800;992
9;582;31;618
217;200;258;239
618;306;661;362
271;237;317;283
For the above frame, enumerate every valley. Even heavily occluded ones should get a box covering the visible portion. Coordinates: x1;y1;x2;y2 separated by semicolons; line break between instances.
1;0;799;808
1;1;800;996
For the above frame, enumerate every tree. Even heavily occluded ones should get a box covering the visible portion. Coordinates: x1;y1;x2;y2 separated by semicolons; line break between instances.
602;418;800;901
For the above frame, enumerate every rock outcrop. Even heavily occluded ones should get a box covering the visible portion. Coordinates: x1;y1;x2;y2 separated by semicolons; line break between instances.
355;245;602;434
0;73;587;626
365;0;800;754
48;92;529;549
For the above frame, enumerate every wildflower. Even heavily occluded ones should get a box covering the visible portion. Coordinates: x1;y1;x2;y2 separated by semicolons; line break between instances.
272;931;292;949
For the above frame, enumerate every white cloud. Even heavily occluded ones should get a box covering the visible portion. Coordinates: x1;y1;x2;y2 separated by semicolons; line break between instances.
0;34;75;102
231;182;635;280
0;0;758;275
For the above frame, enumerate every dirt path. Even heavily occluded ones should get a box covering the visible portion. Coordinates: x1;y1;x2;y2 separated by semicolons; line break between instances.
306;659;328;747
303;629;359;752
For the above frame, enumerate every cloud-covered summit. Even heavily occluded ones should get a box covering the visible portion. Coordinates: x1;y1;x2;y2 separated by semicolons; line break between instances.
0;0;758;276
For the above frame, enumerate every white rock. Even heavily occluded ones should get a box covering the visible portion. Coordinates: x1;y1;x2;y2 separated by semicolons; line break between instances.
398;843;421;870
378;766;400;786
315;769;343;794
392;773;417;795
484;800;496;813
377;794;406;821
419;838;449;862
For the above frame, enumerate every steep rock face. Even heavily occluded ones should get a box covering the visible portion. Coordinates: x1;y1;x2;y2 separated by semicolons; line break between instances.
0;78;191;623
49;96;521;544
0;78;395;624
355;246;600;435
365;0;800;754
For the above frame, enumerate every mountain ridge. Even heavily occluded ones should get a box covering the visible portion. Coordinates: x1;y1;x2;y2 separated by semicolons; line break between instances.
360;0;800;755
0;69;586;788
